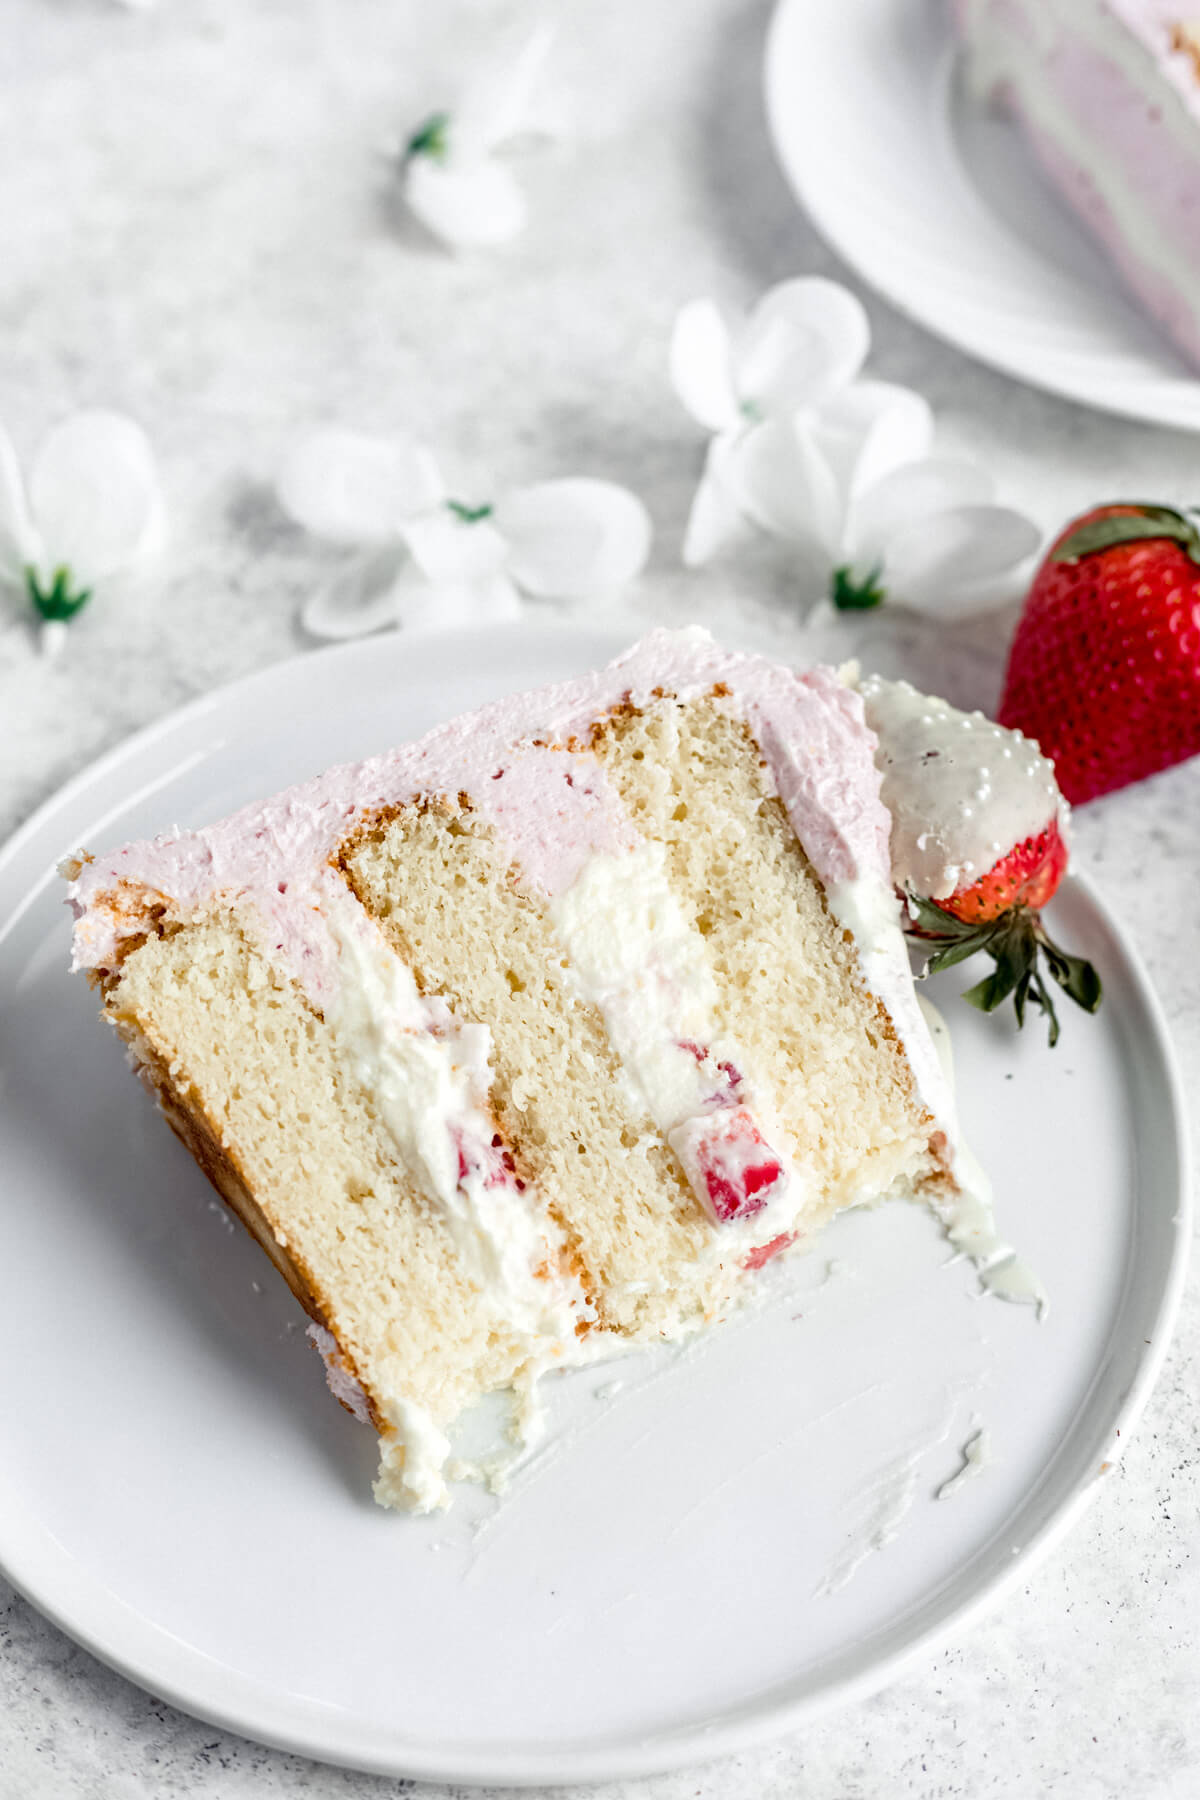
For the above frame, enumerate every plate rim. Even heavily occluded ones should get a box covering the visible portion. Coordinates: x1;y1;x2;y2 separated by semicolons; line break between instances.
0;621;1192;1784
763;0;1200;433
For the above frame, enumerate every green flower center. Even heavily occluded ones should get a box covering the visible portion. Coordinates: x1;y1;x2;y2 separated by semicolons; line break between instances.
830;562;886;611
25;564;92;623
445;500;494;525
406;112;452;163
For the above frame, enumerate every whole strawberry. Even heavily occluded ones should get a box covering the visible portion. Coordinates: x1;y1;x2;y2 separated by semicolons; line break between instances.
999;503;1200;803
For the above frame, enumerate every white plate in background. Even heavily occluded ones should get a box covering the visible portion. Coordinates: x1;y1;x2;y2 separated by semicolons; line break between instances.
765;0;1200;431
0;621;1188;1781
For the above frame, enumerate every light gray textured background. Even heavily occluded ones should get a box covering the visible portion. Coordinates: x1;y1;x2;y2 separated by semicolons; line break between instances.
0;2;1197;1796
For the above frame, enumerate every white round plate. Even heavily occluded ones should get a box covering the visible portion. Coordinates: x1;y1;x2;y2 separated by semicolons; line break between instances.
0;621;1188;1783
765;0;1200;431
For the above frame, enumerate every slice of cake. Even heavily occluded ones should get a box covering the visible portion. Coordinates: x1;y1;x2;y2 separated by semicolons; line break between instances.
954;0;1200;369
64;629;1025;1512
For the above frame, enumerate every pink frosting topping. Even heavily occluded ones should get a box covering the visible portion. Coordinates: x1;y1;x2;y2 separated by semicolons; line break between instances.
67;628;892;998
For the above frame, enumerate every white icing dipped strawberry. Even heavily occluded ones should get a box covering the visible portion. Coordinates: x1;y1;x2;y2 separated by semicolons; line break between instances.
860;676;1101;1045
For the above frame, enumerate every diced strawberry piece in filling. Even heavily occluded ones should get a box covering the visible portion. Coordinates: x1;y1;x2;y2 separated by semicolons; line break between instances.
674;1038;745;1107
451;1127;521;1192
670;1105;787;1223
743;1231;797;1271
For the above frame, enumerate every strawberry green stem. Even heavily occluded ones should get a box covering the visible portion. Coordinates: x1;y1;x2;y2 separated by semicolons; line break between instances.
905;891;1102;1047
1052;503;1200;568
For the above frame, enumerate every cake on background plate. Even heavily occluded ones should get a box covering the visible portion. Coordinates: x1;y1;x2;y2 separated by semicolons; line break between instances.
64;629;1067;1512
955;0;1200;369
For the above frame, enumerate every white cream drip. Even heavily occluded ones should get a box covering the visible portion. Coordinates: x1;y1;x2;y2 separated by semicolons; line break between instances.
917;996;1047;1315
375;1398;455;1514
827;872;957;1137
936;1426;991;1500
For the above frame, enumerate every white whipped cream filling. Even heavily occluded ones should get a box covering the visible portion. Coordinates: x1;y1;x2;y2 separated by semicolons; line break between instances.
324;893;590;1511
326;896;584;1347
551;840;716;1130
551;839;812;1255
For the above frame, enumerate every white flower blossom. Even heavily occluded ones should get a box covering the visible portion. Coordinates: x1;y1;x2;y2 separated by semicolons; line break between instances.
401;22;555;250
671;278;1040;617
0;411;165;655
277;427;652;639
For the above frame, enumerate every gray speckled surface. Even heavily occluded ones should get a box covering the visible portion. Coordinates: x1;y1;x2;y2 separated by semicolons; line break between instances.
0;2;1197;1795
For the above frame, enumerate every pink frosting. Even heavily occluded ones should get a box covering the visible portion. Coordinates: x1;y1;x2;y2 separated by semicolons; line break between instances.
959;0;1200;121
957;0;1200;367
1051;34;1200;257
68;629;891;999
306;1323;373;1425
473;745;640;897
1109;0;1200;117
1017;103;1200;366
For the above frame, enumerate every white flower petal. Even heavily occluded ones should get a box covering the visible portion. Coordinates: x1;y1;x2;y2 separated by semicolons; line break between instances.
456;20;556;155
724;418;843;555
847;458;995;567
669;300;741;433
681;437;753;567
492;478;651;598
28;411;162;586
0;420;38;582
404;154;527;248
734;278;870;417
300;545;409;640
403;510;511;584
883;505;1042;613
278;429;443;546
903;569;1028;619
811;380;935;508
387;563;523;630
